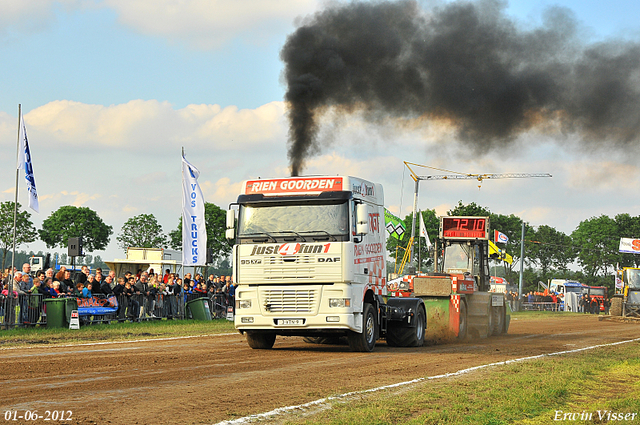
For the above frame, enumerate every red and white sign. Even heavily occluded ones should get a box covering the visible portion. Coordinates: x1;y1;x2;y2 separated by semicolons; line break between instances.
619;238;640;254
441;217;488;240
244;177;343;195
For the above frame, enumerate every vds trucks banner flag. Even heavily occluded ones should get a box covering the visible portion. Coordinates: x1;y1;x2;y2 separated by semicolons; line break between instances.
182;155;207;266
17;114;39;213
619;238;640;254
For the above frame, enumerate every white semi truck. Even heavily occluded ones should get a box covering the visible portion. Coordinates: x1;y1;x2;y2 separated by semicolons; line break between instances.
226;176;505;351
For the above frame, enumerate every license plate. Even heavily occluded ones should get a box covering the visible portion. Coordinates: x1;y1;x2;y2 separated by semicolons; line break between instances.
277;319;303;325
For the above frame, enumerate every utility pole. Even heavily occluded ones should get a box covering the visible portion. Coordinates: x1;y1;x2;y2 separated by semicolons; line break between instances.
518;221;525;310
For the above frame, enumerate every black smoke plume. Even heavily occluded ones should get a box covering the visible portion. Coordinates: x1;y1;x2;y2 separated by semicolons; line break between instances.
281;0;640;176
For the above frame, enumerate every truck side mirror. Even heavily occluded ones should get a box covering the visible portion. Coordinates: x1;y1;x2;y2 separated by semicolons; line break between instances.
226;209;235;240
356;203;369;235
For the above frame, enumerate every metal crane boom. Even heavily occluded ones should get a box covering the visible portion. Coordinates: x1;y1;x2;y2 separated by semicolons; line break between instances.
416;173;552;181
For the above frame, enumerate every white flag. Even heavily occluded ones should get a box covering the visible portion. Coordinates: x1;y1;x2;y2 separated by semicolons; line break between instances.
182;155;207;266
419;211;432;249
17;114;39;213
494;230;509;244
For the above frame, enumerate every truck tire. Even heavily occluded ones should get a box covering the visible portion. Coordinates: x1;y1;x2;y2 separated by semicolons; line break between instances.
386;306;426;347
490;305;505;336
303;337;343;345
246;332;276;349
458;301;468;340
610;297;623;317
486;302;494;338
348;303;377;352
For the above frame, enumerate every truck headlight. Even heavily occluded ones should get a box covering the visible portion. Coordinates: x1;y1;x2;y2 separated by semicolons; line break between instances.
329;298;351;308
236;300;252;309
398;282;410;290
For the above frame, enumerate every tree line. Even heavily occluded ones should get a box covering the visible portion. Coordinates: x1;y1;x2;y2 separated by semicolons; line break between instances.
387;201;640;294
3;200;638;293
0;202;232;274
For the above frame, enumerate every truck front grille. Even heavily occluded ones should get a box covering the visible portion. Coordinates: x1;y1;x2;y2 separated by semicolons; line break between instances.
260;288;318;314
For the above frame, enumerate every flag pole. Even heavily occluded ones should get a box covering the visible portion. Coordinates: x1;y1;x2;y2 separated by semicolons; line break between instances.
6;105;21;328
417;210;421;272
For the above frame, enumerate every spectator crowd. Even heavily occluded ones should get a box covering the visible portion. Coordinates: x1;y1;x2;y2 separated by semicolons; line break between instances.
1;263;237;326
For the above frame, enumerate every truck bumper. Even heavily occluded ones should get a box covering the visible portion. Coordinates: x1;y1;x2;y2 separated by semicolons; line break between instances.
234;283;365;334
236;312;361;335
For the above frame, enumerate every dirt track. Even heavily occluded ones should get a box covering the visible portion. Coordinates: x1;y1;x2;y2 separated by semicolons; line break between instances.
1;314;639;425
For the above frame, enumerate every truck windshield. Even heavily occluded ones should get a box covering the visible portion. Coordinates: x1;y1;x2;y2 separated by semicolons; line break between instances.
237;202;349;240
589;288;606;296
443;243;472;273
565;285;583;294
625;269;640;289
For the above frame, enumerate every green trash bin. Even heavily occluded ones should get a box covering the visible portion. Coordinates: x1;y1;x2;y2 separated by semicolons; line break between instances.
65;297;78;324
186;297;212;321
43;298;67;328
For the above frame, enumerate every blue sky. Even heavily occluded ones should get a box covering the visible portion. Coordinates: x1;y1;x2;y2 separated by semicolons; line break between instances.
0;0;639;264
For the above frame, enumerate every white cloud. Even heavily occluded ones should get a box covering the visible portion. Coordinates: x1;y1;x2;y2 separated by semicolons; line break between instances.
0;0;86;35
21;99;287;153
103;0;318;49
564;160;640;190
0;0;317;48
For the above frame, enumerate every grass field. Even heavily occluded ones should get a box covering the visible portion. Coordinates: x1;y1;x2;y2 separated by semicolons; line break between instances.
282;340;640;424
0;319;236;348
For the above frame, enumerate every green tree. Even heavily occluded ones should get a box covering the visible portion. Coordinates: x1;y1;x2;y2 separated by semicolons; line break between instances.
92;255;107;270
527;225;574;278
169;203;232;264
116;213;167;252
447;200;491;217
39;206;113;252
614;213;640;268
0;201;38;269
571;215;619;279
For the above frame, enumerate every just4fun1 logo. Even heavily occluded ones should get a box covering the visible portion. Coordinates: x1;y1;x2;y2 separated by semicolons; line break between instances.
250;243;332;256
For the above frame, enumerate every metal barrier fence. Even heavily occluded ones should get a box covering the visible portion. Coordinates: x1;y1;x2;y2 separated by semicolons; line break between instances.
521;302;560;311
1;292;233;328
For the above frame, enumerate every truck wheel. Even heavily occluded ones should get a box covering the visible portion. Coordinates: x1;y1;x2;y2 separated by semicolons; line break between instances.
610;297;623;317
491;306;505;336
458;301;468;340
386;306;426;347
348;303;377;352
246;332;276;349
486;301;495;337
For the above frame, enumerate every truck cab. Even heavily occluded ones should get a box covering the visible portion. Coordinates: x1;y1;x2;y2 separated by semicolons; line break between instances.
611;268;640;317
228;176;390;350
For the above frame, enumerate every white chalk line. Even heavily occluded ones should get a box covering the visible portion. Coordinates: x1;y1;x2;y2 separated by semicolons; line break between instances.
0;332;238;352
214;337;640;425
